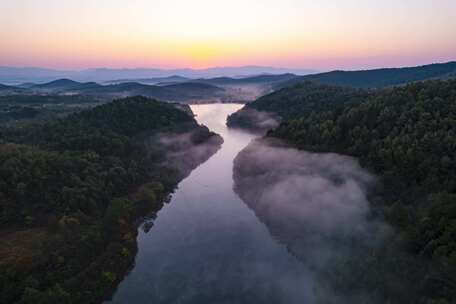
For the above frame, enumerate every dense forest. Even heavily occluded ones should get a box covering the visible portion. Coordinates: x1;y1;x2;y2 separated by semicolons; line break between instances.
230;79;456;303
0;95;104;125
227;81;367;131
0;96;221;303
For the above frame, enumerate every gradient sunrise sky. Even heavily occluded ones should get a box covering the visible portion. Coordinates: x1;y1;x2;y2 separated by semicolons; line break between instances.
1;0;455;71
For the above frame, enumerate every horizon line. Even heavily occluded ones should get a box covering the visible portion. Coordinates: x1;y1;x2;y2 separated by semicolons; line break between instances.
0;60;455;74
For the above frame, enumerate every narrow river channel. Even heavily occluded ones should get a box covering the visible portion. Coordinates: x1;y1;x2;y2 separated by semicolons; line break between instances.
108;104;316;304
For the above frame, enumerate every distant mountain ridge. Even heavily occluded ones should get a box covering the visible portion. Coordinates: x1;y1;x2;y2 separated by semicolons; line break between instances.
0;73;304;102
280;61;456;89
0;66;316;84
1;61;455;103
31;79;92;91
0;83;12;89
0;78;231;103
104;75;190;85
194;73;297;86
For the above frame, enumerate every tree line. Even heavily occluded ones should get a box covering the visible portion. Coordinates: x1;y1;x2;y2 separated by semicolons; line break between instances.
231;79;456;303
0;96;217;303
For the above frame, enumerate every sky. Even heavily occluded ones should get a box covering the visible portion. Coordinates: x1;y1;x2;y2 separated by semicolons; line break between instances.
0;0;455;71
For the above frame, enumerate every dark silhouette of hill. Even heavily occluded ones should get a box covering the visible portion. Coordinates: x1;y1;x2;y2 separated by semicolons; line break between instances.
280;61;456;89
32;78;82;90
163;82;224;95
1;79;224;102
0;83;13;90
0;83;28;94
104;75;190;85
0;66;315;83
196;73;297;86
6;79;228;102
4;62;455;102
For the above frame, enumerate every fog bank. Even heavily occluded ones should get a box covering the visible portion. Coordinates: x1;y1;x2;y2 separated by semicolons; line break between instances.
233;138;391;303
227;108;281;134
145;127;223;180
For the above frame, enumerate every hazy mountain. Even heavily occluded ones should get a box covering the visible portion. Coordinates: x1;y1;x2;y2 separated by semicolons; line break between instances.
76;66;314;81
77;82;229;102
0;94;102;105
279;61;456;89
195;73;297;86
27;79;179;99
0;83;13;90
0;83;28;95
0;67;74;84
163;82;224;94
2;79;228;102
0;74;293;102
16;82;38;88
32;79;83;90
191;73;300;100
29;79;103;94
0;66;316;85
104;75;190;85
33;79;80;89
72;82;177;100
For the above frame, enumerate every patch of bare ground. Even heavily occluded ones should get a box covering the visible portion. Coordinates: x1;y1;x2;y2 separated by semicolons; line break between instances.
0;228;49;270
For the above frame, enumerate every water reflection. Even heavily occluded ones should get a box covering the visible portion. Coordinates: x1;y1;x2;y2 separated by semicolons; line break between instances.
108;104;316;304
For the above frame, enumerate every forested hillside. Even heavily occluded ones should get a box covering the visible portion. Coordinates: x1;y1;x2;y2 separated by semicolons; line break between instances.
279;61;456;89
227;81;367;131
232;79;456;302
0;96;222;303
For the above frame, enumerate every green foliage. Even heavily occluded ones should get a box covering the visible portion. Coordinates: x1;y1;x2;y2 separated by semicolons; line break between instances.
261;79;456;302
0;96;216;303
227;81;367;129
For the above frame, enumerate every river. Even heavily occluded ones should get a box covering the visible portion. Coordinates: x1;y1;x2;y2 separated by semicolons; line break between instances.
108;104;316;304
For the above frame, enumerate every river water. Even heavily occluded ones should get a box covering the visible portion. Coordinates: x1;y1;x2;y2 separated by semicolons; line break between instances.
108;104;315;304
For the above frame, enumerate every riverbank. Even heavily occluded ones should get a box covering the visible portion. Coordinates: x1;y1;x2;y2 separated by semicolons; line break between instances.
108;104;317;304
0;97;223;303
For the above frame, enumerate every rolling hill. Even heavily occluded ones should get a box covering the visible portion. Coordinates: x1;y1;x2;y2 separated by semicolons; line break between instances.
162;82;225;98
31;79;103;92
229;78;456;303
104;75;190;86
32;78;82;90
0;83;12;89
0;66;315;84
195;73;297;86
79;81;227;102
0;96;223;303
279;61;456;89
0;79;228;103
0;83;28;95
227;81;368;131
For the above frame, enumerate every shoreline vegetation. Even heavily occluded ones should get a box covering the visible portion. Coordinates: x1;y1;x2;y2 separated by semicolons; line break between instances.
0;96;222;303
228;79;456;303
0;61;454;303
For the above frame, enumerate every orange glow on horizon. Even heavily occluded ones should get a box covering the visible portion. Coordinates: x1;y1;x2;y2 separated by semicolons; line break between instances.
1;0;455;70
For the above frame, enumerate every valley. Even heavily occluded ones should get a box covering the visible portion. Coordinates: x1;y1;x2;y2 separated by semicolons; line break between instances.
0;61;455;304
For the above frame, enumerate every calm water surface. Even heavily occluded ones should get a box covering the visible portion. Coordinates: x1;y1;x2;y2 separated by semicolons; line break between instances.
108;104;314;304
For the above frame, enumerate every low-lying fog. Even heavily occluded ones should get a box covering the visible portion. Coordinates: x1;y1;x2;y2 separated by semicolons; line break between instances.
234;138;394;303
109;104;399;304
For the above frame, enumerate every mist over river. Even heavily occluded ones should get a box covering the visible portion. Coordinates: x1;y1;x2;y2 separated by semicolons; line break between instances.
107;104;380;304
